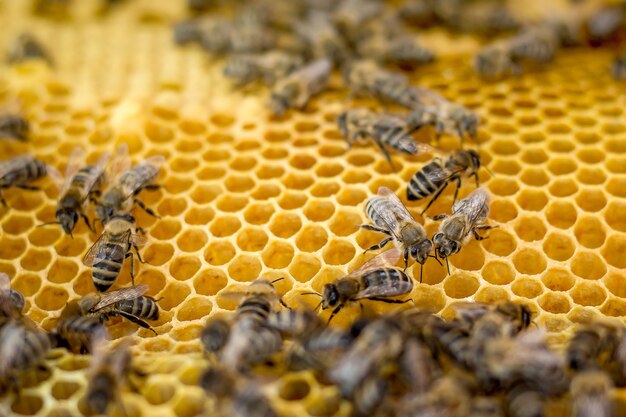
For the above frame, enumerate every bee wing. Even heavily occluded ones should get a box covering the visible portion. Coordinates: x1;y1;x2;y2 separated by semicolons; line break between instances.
353;272;413;300
375;187;417;232
108;143;131;184
452;188;490;224
347;248;402;278
120;155;165;199
0;272;10;292
82;233;113;267
450;301;490;322
59;147;86;194
412;86;448;105
131;232;149;247
91;284;148;311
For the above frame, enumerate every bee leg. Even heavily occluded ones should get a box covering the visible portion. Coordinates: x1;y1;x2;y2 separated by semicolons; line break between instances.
451;177;462;205
363;237;393;254
359;224;391;235
125;252;136;285
367;297;413;304
473;225;497;240
133;245;145;264
81;214;96;233
327;305;343;324
431;214;448;221
403;248;409;271
144;184;161;191
472;172;480;188
117;311;158;335
372;138;395;170
134;198;161;219
419;183;448;216
15;184;40;191
279;297;291;310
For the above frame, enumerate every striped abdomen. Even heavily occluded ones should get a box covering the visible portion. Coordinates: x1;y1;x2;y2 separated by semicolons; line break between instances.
119;164;158;195
430;321;472;369
92;242;127;292
365;197;403;232
56;315;106;353
376;126;418;155
566;329;602;370
236;295;271;322
69;166;104;197
1;158;47;186
0;323;50;374
361;268;413;297
407;159;447;201
115;296;159;321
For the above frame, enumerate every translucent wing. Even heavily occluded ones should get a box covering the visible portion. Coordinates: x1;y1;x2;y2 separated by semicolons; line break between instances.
372;114;406;130
0;272;10;292
347;248;402;278
411;86;449;105
60;147;86;194
91;284;148;311
82;151;111;195
370;187;417;236
108;143;131;184
450;301;490;322
120;155;165;199
130;232;149;247
82;232;122;266
354;276;413;300
0;154;34;179
452;188;490;225
46;164;64;191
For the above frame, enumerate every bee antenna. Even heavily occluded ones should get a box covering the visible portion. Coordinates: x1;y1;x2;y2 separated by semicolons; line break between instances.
301;292;322;298
445;257;451;276
419;263;423;284
271;277;285;284
37;221;61;228
483;165;495;178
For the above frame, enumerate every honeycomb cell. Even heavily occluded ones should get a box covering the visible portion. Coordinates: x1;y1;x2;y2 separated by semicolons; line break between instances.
145;380;177;405
296;225;328;252
410;285;446;312
204;241;236;266
177;229;207;252
604;272;626;298
443;272;479;299
347;153;375;167
228;255;263;282
520;168;549;186
600;298;626;317
575;188;606;212
450;242;484;271
21;248;52;271
251;183;281;200
481;229;516;256
151;219;183;240
263;241;295;269
190;184;221;204
170;256;201;281
311;181;341;197
548;158;576;176
197;166;226;180
516;189;548;211
34;285;69;311
12;395;43;416
538;292;571;314
342;170;371;184
322;240;356;265
256;164;285;179
573;216;605;249
184;206;215;225
303;199;335;222
606;156;626;173
488;178;519;196
244;203;274;225
283;173;314;190
2;214;33;234
269;212;302;238
236;228;269;252
548;139;575;153
224;175;255;192
606;177;626;198
329;211;360;236
51;380;81;400
512;248;546;275
474;286;510;304
138;270;167;294
12;273;41;297
279;376;311;401
278;192;307;210
230;156;257;171
545;200;577;229
548;178;578;197
336;188;367;206
541;268;576;292
177;296;212;321
482;260;515;285
601;235;626;269
209;216;241;237
0;236;27;260
543;232;575;261
514;216;546;242
570;282;607;307
489;199;518;222
193;269;228;296
289;254;322;283
521;148;548;164
576;167;606;185
143;243;175;266
158;197;188;216
511;278;543;299
571;251;607;280
159;282;191;311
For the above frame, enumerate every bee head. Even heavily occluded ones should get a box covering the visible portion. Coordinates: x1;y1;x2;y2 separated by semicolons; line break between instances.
410;239;433;264
467;149;481;169
322;283;340;309
55;208;78;236
432;232;460;258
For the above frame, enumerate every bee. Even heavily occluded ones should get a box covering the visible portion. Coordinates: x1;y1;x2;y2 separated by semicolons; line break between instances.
357;33;435;67
201;316;231;355
0;272;25;321
44;147;110;236
172;19;207;45
85;339;134;415
0;154;48;207
338;108;435;168
269;58;332;116
398;338;440;394
344;60;423;108
612;54;626;80
570;370;613;417
267;308;322;339
226;25;278;55
200;365;236;399
221;319;282;371
566;321;621;371
285;323;354;371
451;301;533;335
432;188;495;274
506;384;545;417
352;374;388;417
406;149;482;215
586;5;626;45
294;12;350;65
474;40;519;78
470;396;505;417
52;312;108;354
83;213;147;292
400;376;471;417
233;386;278;417
0;115;29;141
443;2;519;36
361;186;435;275
223;51;303;86
427;318;473;369
95;144;164;223
333;0;383;36
6;33;53;66
0;321;51;391
77;284;159;334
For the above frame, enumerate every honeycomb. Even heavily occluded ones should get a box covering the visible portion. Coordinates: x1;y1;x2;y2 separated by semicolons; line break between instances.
0;0;625;416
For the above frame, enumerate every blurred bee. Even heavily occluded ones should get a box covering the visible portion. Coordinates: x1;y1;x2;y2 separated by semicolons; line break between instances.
267;308;322;339
406;149;482;215
52;312;108;354
221;319;282;371
270;58;332;116
443;2;519;36
233;386;278;417
570;370;613;417
95;144;164;223
406;88;480;141
83;213;147;292
6;33;53;66
0;154;48;207
361;186;435;275
227;25;277;55
333;0;383;36
427;317;473;369
294;12;350;65
432;188;494;274
566;320;621;371
612;54;626;80
400;375;471;417
201;316;231;355
358;34;435;68
506;384;545;417
344;60;423;108
0;272;25;322
586;4;626;45
451;300;533;335
470;396;505;417
474;40;519;78
78;284;159;334
338;108;435;168
0;115;29;141
352;373;389;417
172;19;209;45
224;51;303;86
0;321;51;392
397;338;440;394
303;248;413;323
44;148;109;236
199;365;236;399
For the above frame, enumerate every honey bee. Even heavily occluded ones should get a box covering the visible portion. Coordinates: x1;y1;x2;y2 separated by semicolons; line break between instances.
6;33;53;66
221;319;282;371
172;19;207;45
199;365;236;399
269;58;332;116
224;51;303;86
0;321;51;392
344;60;423;108
233;386;278;417
443;2;519;36
83;213;147;292
352;373;389;417
427;318;473;369
294;12;350;65
0;272;25;321
506;384;545;417
338;108;435;168
406;150;482;215
400;376;471;417
52;313;108;354
0;115;29;141
361;186;435;275
570;370;613;417
474;40;519;78
0;154;48;207
44;147;110;236
432;188;495;274
398;338;439;394
95;144;164;223
470;396;505;417
358;33;435;67
267;308;322;339
201;316;231;355
566;321;621;371
333;0;383;36
305;248;413;323
451;301;533;335
612;54;626;80
77;284;159;334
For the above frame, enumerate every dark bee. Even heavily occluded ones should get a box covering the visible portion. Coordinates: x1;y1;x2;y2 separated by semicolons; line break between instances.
0;115;29;141
470;396;505;417
406;150;482;215
270;58;332;116
0;272;25;322
362;187;434;274
0;154;48;207
432;188;495;274
294;12;350;65
78;284;159;334
400;376;472;417
201;317;231;355
352;374;388;417
224;51;303;86
333;0;383;36
0;321;51;391
267;308;322;339
570;370;613;417
357;32;434;67
233;386;278;417
304;248;413;323
6;33;53;66
338;108;435;168
45;148;109;236
451;300;533;335
506;384;546;417
52;311;108;354
566;320;621;371
83;213;147;292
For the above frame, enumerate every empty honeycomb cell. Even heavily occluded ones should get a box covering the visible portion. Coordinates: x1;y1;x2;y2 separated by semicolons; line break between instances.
571;251;607;280
607;156;626;174
548;178;578;197
159;282;191;311
12;273;41;297
548;139;575;153
487;178;519;196
143;243;175;266
368;179;400;194
262;241;295;269
336;188;367;206
577;148;605;164
176;139;203;153
244;203;274;225
251;183;281;200
489;199;518;223
521;148;548;164
474;286;510;304
176;229;207;252
311;181;341;197
11;395;43;416
236;228;269;252
278;192;307;210
0;236;27;259
604;272;626;298
517;114;540;126
342;169;372;185
322;240;356;265
489;122;516;134
316;162;344;178
606;177;626;198
283;173;314;190
602;235;626;269
573;216;605;249
202;149;230;162
303;200;335;222
256;164;285;180
570;282;607;307
145;120;174;143
20;248;52;271
51;380;81;400
216;195;248;212
269;212;302;238
158;197;188;217
164;176;193;194
482;260;515;285
172;390;206;417
548;158;576;175
290;154;317;170
209;216;241;237
566;306;597;325
511;278;543;299
197;166;226;180
48;259;79;284
520;132;546;144
137;270;167;294
512;248;546;275
542;232;575;261
516;189;548;211
600;298;626;317
208;133;235;144
279;376;312;401
538;292;571;314
229;156;257;171
193;268;228;296
228;254;263;282
490;139;520;155
577;167;606;185
72;270;96;296
410;284;446;312
545;200;577;229
515;216;547;241
417;257;447;285
602;122;626;134
177;297;212;321
171;157;199;173
265;129;291;142
481;229;516;256
2;214;33;234
520;168;549;186
190;184;221;204
450;242;485;271
443;272;479;299
492;159;521;175
546;123;572;134
329;211;361;237
145;380;177;405
170;256;201;281
305;388;342;417
224;175;255;193
263;147;289;160
575;188;607;212
34;285;69;310
151;219;183;240
203;240;236;266
347;153;375;167
318;144;345;158
184;206;215;226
